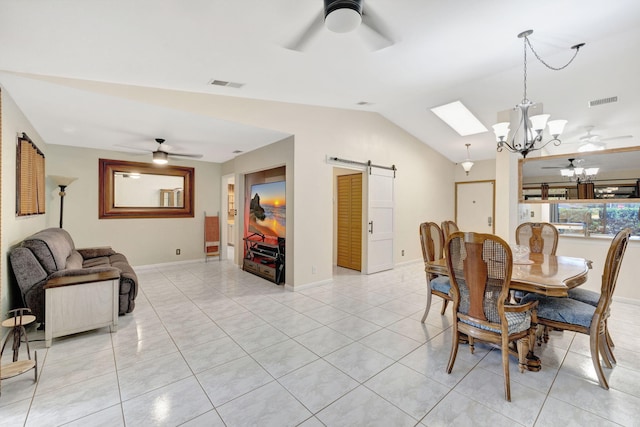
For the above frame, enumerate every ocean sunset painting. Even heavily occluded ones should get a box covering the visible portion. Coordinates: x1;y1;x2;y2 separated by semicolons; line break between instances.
249;181;286;238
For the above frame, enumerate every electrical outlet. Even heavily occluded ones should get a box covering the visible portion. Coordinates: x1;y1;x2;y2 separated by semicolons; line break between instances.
530;211;535;218
401;249;405;256
312;266;317;274
176;249;181;255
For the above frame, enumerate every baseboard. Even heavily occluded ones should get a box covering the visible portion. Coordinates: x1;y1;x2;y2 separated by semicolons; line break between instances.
285;278;333;292
395;258;422;268
133;258;206;271
613;295;640;306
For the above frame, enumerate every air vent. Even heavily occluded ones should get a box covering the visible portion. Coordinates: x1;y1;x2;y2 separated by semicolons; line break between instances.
208;79;245;89
589;96;618;107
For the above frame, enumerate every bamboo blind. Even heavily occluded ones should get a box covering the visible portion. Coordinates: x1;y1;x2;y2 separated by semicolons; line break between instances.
17;133;45;216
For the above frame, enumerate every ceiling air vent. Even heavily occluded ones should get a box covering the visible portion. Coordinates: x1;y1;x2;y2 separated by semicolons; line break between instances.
589;96;618;107
208;79;244;89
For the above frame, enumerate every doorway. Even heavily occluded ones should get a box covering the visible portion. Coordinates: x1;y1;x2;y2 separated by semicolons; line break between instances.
336;173;362;271
221;174;236;262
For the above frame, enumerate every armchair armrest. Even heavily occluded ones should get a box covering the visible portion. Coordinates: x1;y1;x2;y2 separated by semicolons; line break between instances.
504;300;538;313
44;267;120;289
77;247;116;259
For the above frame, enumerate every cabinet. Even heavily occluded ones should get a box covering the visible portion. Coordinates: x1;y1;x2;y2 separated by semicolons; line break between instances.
243;236;285;284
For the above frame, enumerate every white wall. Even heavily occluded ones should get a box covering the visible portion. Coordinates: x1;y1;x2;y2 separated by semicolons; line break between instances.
4;80;455;290
46;144;221;266
1;86;49;318
557;236;639;302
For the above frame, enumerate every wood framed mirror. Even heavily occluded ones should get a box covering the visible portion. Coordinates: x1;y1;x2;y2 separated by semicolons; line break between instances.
519;146;640;203
99;158;195;218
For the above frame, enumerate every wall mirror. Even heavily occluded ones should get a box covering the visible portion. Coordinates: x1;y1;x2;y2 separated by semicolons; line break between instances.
519;146;640;203
99;158;194;218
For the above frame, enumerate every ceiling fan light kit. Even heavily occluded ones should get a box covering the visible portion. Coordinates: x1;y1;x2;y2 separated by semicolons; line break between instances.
324;0;362;33
152;150;169;164
494;29;584;158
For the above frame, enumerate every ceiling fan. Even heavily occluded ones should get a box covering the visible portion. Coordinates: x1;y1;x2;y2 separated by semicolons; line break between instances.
540;158;584;170
118;138;203;164
574;126;633;152
286;0;394;51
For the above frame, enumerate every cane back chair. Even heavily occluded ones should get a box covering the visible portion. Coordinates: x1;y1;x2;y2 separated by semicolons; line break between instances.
522;228;631;389
445;231;538;401
515;222;559;255
441;220;459;242
419;222;451;321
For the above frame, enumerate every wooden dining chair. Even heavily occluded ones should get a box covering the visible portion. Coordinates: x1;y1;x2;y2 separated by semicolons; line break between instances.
522;228;631;389
445;231;538;401
441;220;459;242
419;222;451;322
515;222;559;255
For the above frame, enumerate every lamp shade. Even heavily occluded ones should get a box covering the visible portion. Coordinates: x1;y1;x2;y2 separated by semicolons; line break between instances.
49;175;78;187
529;114;550;132
325;7;361;33
492;122;510;141
547;119;568;137
153;151;169;164
461;160;474;174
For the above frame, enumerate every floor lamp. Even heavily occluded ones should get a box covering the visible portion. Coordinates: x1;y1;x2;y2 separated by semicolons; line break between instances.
49;176;77;228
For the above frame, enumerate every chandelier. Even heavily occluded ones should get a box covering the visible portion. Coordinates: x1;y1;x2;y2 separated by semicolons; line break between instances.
560;158;599;182
493;30;585;158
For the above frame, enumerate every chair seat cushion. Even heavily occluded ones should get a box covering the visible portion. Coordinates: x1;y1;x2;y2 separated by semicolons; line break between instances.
521;293;595;328
567;288;599;307
430;275;451;294
460;311;532;335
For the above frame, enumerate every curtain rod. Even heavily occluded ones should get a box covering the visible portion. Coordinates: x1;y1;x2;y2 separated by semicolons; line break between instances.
328;157;397;175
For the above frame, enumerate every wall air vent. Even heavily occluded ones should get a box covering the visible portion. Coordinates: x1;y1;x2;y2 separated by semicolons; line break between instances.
589;96;618;107
208;79;245;89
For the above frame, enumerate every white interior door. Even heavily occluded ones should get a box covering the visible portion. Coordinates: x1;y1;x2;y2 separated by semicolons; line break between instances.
456;181;495;234
367;167;394;274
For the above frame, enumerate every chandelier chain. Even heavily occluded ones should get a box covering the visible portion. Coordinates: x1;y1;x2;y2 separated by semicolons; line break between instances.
524;36;581;72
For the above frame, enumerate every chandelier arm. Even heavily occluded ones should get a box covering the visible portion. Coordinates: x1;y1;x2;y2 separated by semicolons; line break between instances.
524;37;582;71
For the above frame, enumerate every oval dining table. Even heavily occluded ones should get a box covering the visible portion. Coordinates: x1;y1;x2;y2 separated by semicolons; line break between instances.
424;252;591;371
424;253;591;297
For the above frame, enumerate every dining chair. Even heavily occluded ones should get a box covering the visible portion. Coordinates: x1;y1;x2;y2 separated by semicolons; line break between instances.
445;231;538;401
515;222;559;255
441;220;459;242
419;222;451;322
521;228;631;389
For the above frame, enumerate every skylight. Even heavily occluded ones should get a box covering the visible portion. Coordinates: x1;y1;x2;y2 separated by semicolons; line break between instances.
430;101;488;136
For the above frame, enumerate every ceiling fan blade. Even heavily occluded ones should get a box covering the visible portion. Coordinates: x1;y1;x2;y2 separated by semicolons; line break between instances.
360;7;394;50
285;11;324;51
167;152;203;159
601;135;633;141
540;166;564;169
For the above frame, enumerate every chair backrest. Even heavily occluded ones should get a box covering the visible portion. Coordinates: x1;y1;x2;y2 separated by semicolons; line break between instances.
419;222;444;264
445;231;512;326
441;220;459;241
515;222;559;255
597;228;631;318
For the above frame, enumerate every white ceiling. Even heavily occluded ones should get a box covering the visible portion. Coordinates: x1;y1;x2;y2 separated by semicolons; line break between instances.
1;0;639;164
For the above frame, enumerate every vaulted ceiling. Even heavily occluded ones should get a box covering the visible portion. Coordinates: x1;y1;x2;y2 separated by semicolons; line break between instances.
1;0;639;164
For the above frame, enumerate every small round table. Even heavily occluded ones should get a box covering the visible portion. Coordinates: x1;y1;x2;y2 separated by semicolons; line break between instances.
1;309;38;385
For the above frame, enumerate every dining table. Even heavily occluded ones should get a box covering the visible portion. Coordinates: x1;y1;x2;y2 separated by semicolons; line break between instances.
425;252;592;371
425;252;591;297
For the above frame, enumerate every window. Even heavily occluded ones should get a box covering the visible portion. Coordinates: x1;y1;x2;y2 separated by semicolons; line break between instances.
16;133;45;216
551;203;640;237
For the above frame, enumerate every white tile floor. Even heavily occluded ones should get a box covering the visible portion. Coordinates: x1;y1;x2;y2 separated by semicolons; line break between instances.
1;260;639;426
